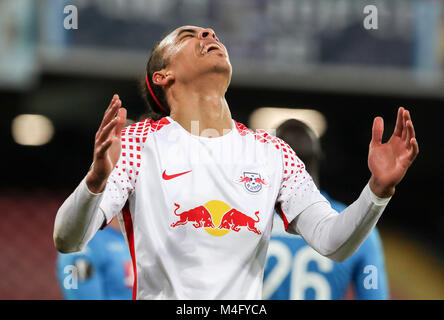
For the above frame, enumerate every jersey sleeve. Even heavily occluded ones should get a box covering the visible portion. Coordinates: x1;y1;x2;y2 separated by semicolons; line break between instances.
274;139;329;232
352;229;389;299
99;126;144;224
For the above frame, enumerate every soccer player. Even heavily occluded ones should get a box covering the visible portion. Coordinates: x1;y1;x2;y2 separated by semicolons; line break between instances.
263;119;388;300
57;218;133;299
53;26;418;300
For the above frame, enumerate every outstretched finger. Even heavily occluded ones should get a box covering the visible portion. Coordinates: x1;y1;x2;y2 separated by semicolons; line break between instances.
114;107;127;136
96;138;113;160
404;110;414;134
371;116;384;146
99;95;121;133
393;106;404;137
103;94;118;121
406;119;416;144
97;116;118;145
401;110;409;141
409;137;419;162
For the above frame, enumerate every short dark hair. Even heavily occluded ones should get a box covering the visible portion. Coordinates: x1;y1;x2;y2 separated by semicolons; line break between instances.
276;119;323;174
138;32;172;120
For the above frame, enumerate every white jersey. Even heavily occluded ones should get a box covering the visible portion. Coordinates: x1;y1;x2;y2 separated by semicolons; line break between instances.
99;116;327;300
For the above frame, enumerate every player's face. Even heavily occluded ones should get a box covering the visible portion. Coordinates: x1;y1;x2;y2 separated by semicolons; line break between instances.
159;26;232;86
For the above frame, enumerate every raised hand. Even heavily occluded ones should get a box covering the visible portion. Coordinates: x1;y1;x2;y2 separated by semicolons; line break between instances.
86;94;127;193
368;107;419;198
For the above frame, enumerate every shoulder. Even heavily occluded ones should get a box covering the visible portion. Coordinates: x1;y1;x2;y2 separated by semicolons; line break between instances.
118;117;171;167
234;120;305;177
233;120;290;151
121;117;171;142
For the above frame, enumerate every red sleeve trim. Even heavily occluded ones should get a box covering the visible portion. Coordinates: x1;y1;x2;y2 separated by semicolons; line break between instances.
275;203;290;231
122;202;138;300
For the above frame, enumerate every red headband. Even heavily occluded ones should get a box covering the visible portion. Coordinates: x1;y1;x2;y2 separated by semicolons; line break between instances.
145;73;167;113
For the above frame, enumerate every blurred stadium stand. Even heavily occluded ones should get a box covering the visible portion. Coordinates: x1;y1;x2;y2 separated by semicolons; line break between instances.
0;0;443;299
0;191;64;299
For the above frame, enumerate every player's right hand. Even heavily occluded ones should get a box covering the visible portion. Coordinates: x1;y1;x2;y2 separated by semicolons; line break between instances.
86;94;127;194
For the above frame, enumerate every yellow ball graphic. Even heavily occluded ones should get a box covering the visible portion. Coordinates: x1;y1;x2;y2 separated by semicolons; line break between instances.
204;200;231;237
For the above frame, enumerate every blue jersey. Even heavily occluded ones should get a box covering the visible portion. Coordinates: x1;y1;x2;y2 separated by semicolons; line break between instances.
57;226;133;300
264;192;388;300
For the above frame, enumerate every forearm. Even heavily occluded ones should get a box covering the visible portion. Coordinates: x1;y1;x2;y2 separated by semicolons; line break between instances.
53;177;105;253
291;183;391;262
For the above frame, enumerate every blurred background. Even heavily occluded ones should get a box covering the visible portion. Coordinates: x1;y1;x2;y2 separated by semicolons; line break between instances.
0;0;443;299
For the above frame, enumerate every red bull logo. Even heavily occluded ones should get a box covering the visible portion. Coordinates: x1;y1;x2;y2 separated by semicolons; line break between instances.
170;200;261;236
218;208;261;235
171;203;216;229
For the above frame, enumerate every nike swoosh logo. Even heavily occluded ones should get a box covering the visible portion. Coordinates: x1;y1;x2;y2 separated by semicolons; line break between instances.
162;170;192;180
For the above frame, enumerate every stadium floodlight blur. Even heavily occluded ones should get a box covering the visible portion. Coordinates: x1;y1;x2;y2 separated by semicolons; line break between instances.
11;114;54;146
249;108;327;138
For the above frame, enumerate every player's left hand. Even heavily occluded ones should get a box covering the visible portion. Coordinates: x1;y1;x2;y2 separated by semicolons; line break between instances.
368;107;419;198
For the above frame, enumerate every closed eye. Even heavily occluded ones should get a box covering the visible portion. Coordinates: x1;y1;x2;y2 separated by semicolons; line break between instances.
177;34;194;44
176;29;197;42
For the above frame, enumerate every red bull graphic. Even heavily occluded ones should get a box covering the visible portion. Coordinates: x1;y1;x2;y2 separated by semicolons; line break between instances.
170;201;261;236
254;177;267;185
170;203;216;229
218;209;261;235
238;176;251;183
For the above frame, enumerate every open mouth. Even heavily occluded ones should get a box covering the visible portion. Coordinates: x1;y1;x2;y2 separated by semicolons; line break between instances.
207;47;219;53
202;43;222;55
